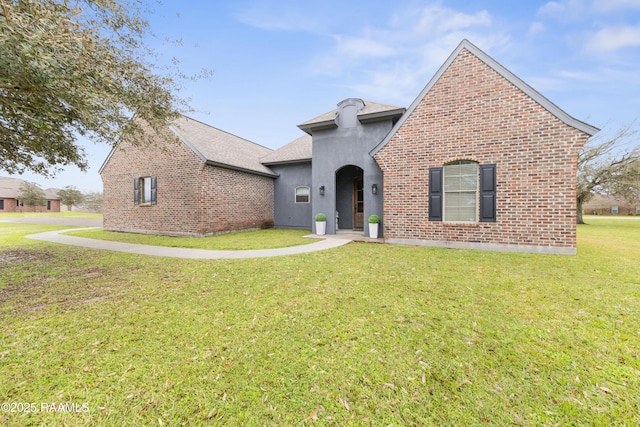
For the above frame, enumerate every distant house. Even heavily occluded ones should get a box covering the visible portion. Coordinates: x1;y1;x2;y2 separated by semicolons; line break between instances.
100;40;599;254
583;194;639;216
0;176;61;213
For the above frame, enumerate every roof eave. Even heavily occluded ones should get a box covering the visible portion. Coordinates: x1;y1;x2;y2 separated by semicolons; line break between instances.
297;120;337;135
204;160;277;178
262;158;312;166
358;108;406;124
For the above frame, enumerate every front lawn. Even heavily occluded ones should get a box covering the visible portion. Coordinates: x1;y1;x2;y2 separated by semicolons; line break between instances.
0;220;638;426
64;228;313;250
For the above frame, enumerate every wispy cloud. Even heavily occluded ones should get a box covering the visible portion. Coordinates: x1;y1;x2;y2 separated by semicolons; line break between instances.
592;0;640;12
585;25;640;52
304;3;508;103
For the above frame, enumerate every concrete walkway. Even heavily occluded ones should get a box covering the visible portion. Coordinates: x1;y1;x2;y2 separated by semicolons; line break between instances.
24;228;352;259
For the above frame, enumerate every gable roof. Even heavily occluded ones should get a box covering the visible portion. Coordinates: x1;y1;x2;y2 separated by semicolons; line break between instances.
370;39;600;156
170;116;276;177
298;100;406;135
0;176;61;200
261;134;312;165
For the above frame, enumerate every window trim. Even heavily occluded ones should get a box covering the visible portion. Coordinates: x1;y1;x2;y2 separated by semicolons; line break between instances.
429;162;496;223
443;160;479;223
134;176;157;205
295;186;310;204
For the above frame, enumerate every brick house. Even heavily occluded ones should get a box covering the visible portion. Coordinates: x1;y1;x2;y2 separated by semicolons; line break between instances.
100;116;275;236
0;176;61;213
583;194;640;216
100;40;598;253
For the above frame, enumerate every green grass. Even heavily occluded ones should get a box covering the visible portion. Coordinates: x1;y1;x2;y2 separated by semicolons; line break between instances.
0;220;639;426
0;212;102;218
64;228;314;250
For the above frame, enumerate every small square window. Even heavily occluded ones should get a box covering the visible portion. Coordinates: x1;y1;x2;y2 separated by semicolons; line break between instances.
611;206;619;214
295;186;310;203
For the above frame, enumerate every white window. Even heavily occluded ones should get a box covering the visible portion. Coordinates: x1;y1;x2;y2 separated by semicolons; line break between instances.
134;176;156;205
295;186;310;203
140;177;152;203
443;161;478;222
611;206;619;214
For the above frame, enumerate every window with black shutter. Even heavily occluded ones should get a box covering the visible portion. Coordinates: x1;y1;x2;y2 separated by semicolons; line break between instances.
429;167;443;221
135;176;157;205
479;164;497;222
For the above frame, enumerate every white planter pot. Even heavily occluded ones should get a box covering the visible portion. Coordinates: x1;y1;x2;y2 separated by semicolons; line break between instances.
316;221;326;236
369;223;379;239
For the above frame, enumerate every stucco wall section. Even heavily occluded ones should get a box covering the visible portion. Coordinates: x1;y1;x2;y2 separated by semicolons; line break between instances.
374;48;591;253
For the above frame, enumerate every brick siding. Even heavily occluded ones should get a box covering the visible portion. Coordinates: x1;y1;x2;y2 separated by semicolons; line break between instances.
374;48;591;253
101;136;274;236
0;198;60;212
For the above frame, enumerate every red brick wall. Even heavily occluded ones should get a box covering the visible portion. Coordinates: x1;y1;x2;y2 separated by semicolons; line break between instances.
374;48;591;254
200;166;274;234
0;198;15;212
101;136;274;236
4;199;61;212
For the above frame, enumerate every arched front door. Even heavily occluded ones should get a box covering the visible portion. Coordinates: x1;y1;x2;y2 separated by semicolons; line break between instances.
336;165;364;231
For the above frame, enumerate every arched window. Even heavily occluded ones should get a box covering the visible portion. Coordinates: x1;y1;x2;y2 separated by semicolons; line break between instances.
295;186;310;203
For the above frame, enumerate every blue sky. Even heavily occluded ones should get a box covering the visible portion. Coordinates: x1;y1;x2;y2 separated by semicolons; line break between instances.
13;0;640;193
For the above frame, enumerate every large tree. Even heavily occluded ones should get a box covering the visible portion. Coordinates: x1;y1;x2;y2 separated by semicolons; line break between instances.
16;181;46;207
0;0;193;176
57;185;83;210
577;126;640;224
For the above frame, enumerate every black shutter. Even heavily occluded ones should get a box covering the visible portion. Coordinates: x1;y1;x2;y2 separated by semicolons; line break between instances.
479;164;496;222
150;176;157;205
133;178;139;205
429;167;443;221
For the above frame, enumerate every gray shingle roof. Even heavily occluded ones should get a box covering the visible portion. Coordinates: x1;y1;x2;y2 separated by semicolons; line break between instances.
261;134;312;165
298;100;406;134
170;116;276;177
0;176;61;199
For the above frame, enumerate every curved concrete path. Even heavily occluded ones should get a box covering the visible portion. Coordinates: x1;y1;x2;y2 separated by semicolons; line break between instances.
25;228;352;259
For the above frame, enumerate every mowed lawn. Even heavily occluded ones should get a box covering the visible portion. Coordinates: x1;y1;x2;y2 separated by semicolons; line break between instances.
0;217;638;426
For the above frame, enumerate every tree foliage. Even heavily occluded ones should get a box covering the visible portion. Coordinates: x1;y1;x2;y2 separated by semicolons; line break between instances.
0;0;194;176
577;125;640;223
57;185;83;210
79;191;103;213
17;181;46;206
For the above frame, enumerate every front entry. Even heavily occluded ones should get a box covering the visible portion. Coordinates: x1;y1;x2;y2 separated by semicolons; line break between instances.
353;176;364;230
335;165;364;231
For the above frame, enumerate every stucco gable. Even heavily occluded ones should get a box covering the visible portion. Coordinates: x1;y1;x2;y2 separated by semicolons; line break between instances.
298;100;405;135
370;39;599;156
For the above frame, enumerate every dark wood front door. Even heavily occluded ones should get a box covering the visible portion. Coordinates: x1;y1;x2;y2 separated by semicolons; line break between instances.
353;176;364;230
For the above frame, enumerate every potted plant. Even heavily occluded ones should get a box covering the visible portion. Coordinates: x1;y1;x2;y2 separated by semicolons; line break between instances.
315;212;327;235
368;214;380;238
